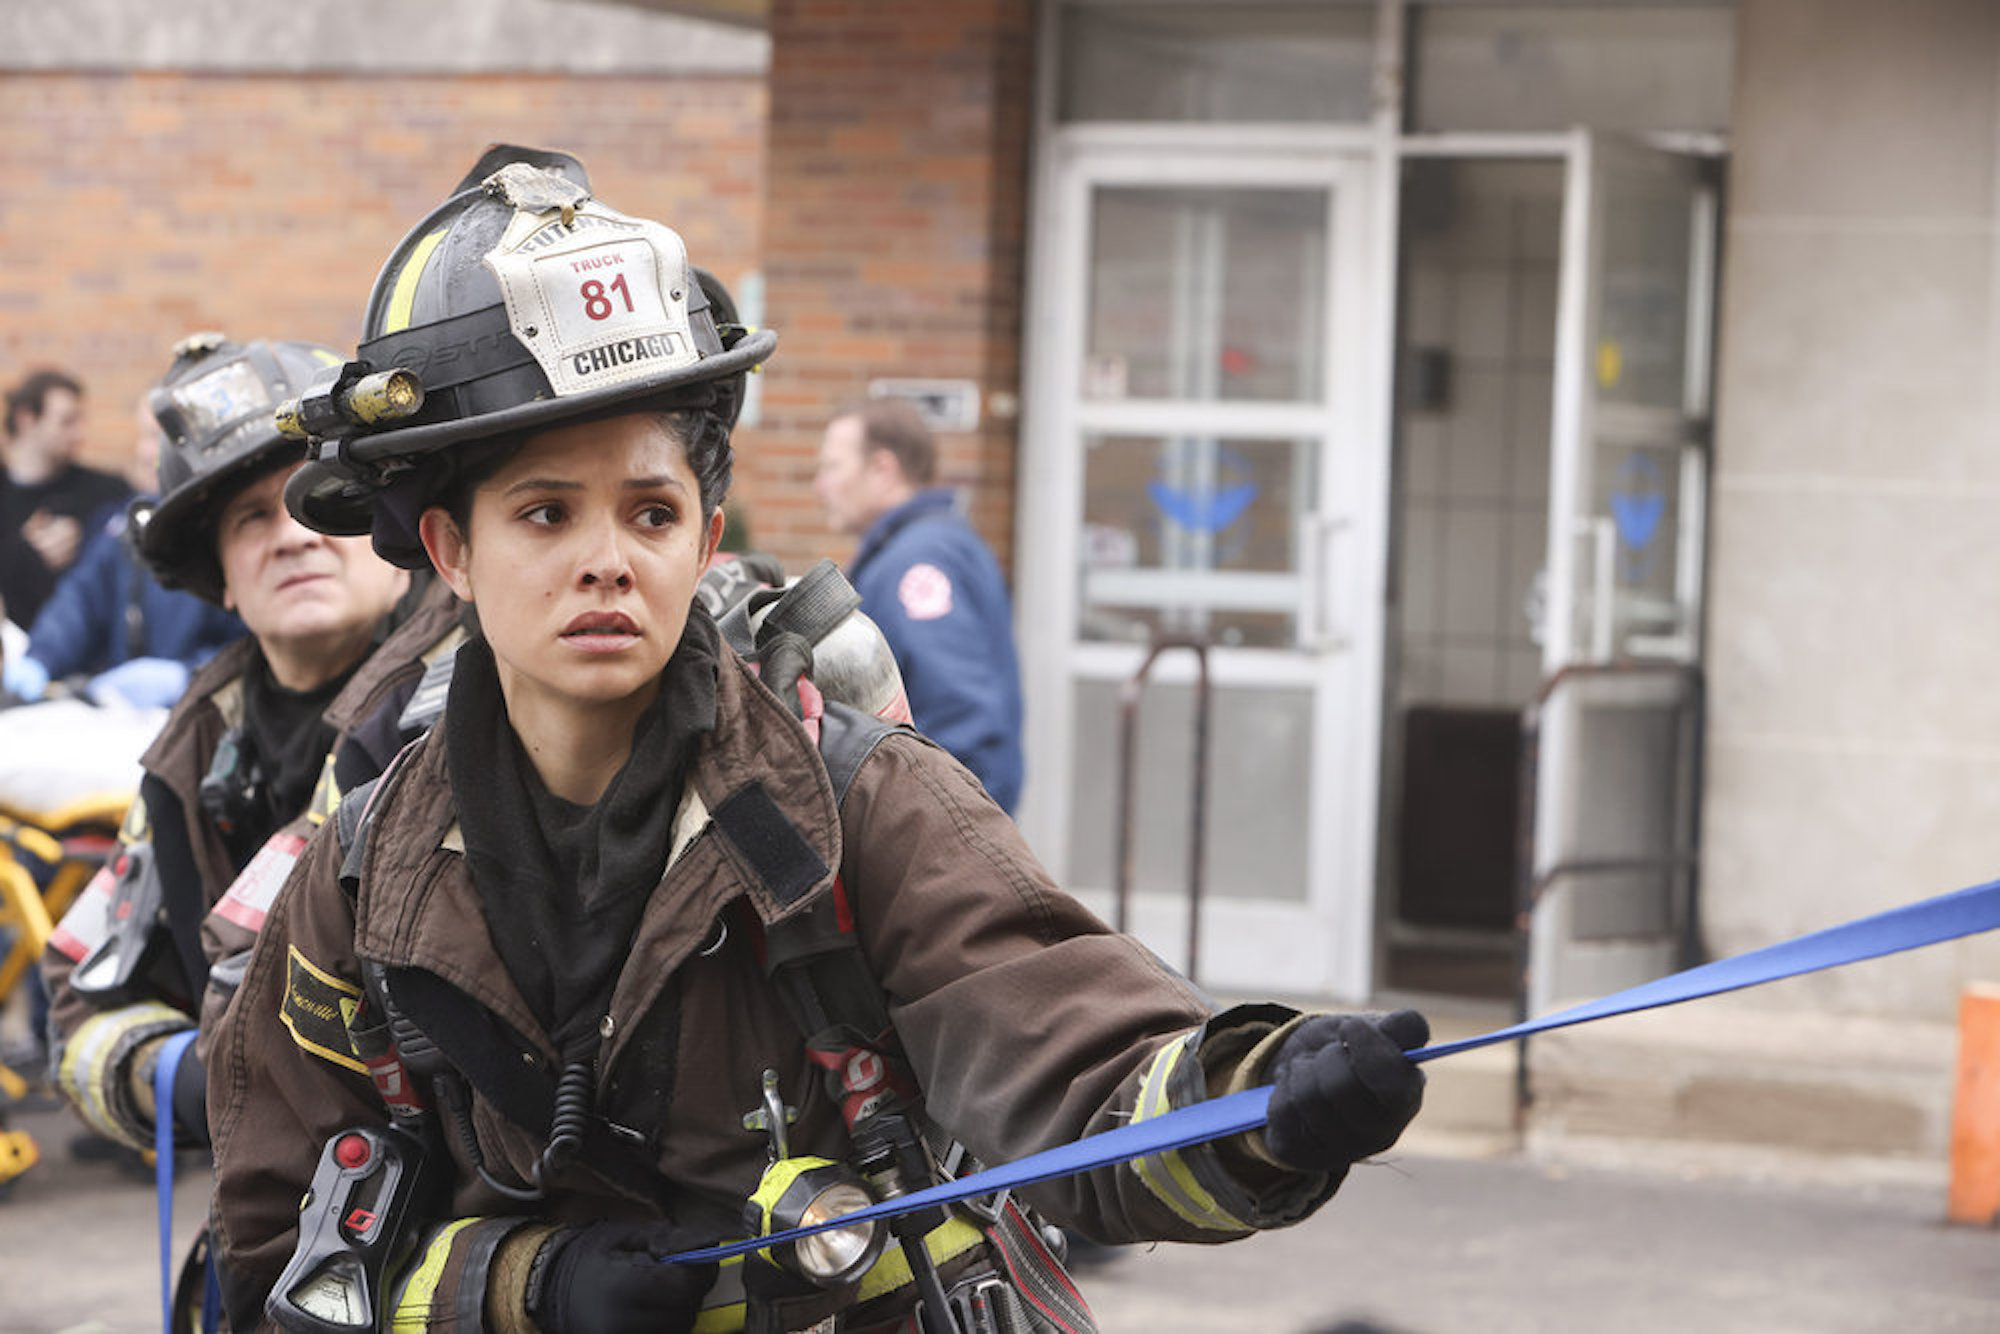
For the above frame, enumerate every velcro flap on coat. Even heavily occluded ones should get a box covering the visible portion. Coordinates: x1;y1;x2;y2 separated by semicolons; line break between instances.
710;780;827;908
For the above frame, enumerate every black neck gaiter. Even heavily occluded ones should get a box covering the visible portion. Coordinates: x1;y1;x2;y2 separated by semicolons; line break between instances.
223;651;357;869
444;608;721;1055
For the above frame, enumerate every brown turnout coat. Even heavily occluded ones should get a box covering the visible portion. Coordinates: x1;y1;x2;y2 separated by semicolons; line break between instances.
209;646;1332;1323
43;583;461;1058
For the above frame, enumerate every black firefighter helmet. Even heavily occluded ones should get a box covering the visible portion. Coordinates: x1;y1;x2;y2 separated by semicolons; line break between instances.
132;332;345;605
281;144;775;568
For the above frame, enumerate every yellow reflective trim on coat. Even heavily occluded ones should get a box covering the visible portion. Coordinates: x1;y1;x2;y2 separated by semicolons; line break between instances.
57;1001;187;1149
388;1217;479;1332
694;1302;746;1334
692;1255;746;1333
1130;1035;1248;1234
308;753;341;826
855;1215;987;1304
118;791;151;843
383;229;449;334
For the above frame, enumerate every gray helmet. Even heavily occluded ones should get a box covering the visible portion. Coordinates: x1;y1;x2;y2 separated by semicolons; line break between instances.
281;144;775;559
132;332;344;604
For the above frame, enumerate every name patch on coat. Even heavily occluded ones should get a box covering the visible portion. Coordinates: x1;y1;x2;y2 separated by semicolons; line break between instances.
281;946;365;1074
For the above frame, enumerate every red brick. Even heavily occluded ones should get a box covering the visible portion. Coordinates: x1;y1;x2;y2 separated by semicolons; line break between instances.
755;0;1032;574
0;71;764;469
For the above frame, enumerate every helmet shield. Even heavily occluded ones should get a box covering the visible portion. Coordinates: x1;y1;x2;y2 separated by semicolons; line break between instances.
135;334;343;604
283;150;774;559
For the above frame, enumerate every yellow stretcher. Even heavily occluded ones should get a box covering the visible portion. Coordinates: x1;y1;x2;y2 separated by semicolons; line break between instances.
0;793;130;1193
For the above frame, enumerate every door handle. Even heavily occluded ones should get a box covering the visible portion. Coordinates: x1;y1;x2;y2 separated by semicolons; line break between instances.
1578;516;1616;663
1303;513;1350;653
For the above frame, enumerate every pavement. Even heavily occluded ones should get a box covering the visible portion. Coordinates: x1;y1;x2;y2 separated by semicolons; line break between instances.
2;1089;1996;1334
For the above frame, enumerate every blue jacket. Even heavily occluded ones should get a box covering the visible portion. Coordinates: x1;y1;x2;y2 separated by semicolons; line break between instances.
848;489;1024;813
24;505;244;681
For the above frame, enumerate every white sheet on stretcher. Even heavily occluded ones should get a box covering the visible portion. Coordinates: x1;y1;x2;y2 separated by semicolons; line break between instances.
0;697;164;816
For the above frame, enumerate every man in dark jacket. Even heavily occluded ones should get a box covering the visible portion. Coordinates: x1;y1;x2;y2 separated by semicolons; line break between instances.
815;397;1025;812
1;368;131;628
5;394;244;706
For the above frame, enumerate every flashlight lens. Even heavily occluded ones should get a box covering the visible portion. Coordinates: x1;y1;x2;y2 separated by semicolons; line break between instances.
796;1182;878;1282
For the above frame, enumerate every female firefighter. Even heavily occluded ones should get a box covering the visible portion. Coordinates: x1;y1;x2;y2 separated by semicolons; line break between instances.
207;151;1429;1334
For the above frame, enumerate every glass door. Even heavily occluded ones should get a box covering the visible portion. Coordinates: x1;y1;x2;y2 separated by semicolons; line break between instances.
1528;130;1718;1012
1546;131;1716;671
1018;143;1381;999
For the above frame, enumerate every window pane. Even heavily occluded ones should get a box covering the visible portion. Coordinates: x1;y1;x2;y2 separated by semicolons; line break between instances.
1411;5;1735;133
1087;186;1327;403
1596;439;1686;642
1080;433;1314;650
1059;2;1376;124
1598;182;1694;412
1066;679;1312;904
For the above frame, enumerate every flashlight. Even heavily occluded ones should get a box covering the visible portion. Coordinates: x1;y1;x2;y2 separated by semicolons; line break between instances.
747;1156;886;1288
275;365;425;442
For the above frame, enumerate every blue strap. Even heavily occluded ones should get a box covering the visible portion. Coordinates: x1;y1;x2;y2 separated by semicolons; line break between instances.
667;876;2000;1265
155;1028;198;1333
203;1242;221;1334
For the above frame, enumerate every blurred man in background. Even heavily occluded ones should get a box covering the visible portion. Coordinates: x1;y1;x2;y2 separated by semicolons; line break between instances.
2;369;131;628
4;393;244;707
816;397;1024;812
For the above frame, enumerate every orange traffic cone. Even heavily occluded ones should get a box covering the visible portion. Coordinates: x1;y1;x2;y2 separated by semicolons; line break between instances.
1947;982;2000;1226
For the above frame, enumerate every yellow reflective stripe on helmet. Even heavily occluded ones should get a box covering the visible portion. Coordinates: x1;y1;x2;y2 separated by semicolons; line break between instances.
855;1214;987;1304
383;229;449;335
388;1217;478;1332
1130;1035;1249;1233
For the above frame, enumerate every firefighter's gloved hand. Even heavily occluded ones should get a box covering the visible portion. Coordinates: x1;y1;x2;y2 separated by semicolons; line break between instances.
527;1220;718;1334
1262;1009;1428;1174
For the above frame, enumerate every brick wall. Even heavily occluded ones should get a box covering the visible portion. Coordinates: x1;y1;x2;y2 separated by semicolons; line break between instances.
0;71;764;470
748;0;1034;573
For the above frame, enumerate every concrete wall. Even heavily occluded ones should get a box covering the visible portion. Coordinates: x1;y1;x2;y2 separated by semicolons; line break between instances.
1704;0;2000;1020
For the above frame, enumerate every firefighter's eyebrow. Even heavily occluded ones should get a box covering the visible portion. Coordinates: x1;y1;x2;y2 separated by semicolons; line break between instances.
501;477;583;495
621;475;685;493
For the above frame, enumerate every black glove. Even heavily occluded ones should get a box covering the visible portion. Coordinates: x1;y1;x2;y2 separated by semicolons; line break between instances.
1262;1009;1429;1174
526;1220;719;1334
